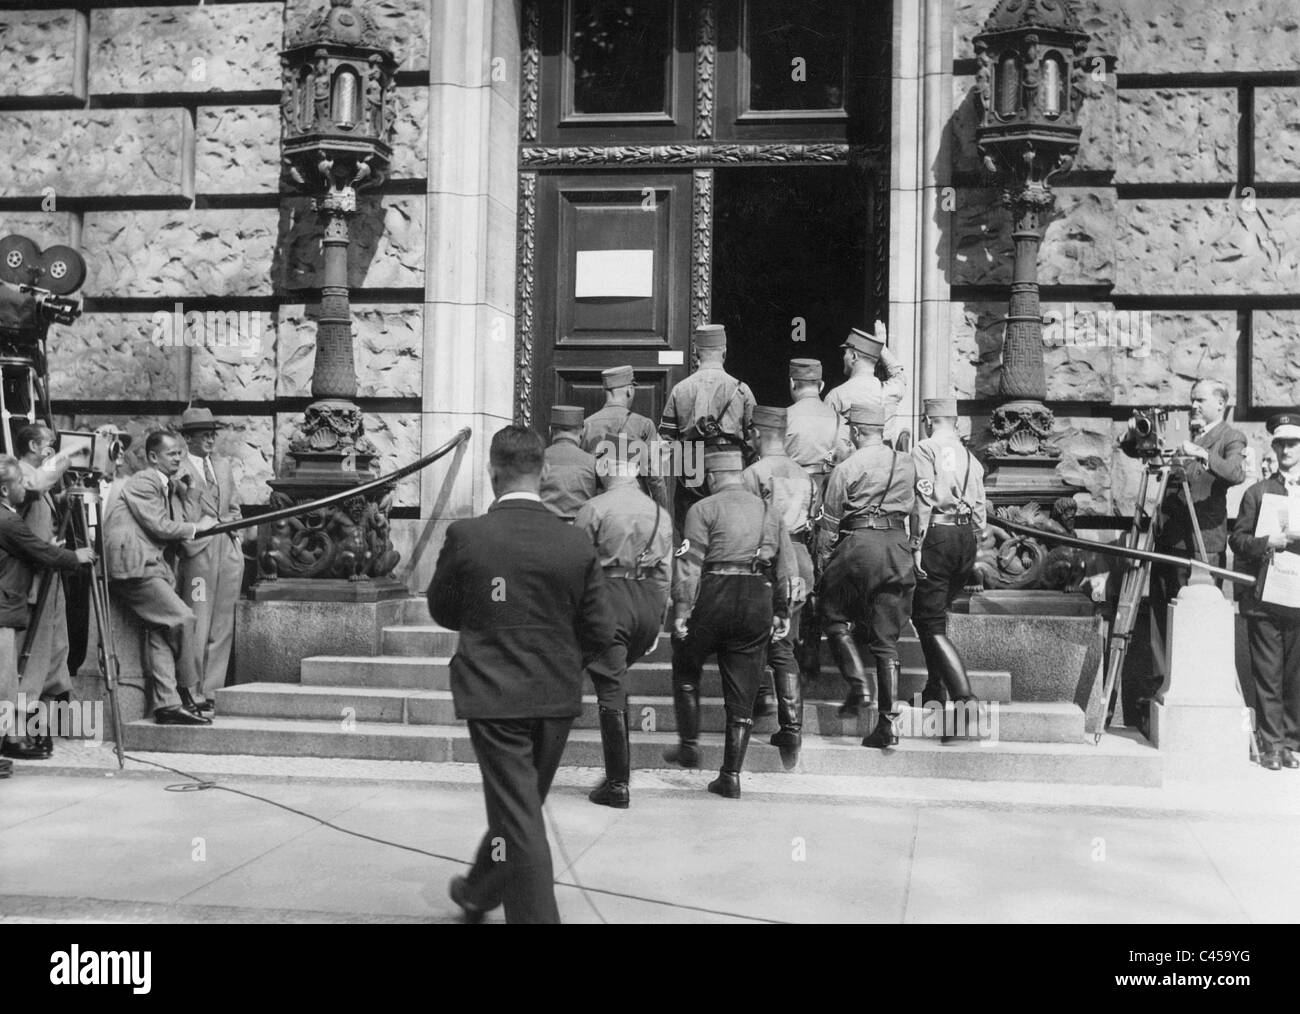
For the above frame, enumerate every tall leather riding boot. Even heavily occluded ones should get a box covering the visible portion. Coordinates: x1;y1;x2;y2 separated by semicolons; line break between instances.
662;682;701;767
826;625;873;716
707;718;753;799
589;707;631;809
753;668;777;718
862;659;900;749
26;708;52;758
769;661;803;768
798;599;821;680
917;633;947;706
931;633;978;740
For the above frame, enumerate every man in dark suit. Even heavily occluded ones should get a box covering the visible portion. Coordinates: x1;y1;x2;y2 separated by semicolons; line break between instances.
0;456;95;763
103;431;215;725
430;425;617;924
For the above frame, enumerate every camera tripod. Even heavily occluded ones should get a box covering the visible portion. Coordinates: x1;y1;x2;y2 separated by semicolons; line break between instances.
1097;455;1254;753
18;476;125;767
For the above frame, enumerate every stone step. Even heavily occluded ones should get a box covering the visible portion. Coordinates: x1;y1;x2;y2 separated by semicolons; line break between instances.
122;716;1159;786
380;623;928;668
299;655;1012;703
216;684;1082;743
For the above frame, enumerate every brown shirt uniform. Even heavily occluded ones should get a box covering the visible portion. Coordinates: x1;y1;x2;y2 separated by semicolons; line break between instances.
743;451;817;594
785;395;843;474
540;434;599;521
659;366;756;445
911;431;987;541
825;366;908;453
580;405;668;507
820;444;917;550
574;482;673;604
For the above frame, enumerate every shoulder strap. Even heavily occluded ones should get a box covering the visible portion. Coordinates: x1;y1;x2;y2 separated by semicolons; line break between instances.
634;498;663;576
871;451;898;512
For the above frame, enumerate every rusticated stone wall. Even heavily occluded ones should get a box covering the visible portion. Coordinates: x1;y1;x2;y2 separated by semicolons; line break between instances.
948;0;1300;515
0;1;431;510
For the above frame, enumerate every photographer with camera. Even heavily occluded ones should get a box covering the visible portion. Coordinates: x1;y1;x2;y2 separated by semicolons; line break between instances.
1126;379;1246;733
13;424;86;756
0;455;95;763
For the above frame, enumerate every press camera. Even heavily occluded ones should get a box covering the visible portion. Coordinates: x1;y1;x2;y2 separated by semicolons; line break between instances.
1121;407;1192;460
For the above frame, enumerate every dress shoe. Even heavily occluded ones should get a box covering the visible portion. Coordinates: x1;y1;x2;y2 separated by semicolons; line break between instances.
154;705;212;726
195;697;215;715
1;736;49;760
1281;747;1299;770
1261;749;1283;772
448;875;497;923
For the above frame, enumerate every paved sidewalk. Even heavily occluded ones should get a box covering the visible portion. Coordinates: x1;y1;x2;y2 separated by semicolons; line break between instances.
0;744;1298;922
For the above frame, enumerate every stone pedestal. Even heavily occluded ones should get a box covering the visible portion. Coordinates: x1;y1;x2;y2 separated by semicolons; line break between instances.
233;593;406;684
1150;583;1251;777
967;590;1094;616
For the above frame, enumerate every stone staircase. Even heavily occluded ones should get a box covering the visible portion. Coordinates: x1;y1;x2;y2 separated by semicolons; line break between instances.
125;597;1162;786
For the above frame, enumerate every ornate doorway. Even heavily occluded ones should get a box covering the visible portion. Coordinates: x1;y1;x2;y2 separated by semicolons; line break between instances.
515;0;891;426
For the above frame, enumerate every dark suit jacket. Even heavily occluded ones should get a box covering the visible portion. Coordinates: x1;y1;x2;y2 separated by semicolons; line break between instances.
0;506;81;629
103;469;198;581
1229;472;1300;618
1154;420;1246;555
428;498;617;720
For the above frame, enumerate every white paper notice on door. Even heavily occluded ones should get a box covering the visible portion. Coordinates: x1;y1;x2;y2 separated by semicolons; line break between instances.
575;249;654;298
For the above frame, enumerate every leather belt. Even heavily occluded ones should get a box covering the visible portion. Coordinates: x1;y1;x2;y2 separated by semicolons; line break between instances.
930;514;973;527
801;463;830;476
604;566;647;580
704;563;770;577
841;514;907;532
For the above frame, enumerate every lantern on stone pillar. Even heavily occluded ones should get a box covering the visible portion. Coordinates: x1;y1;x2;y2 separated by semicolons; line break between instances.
260;0;404;594
969;0;1094;591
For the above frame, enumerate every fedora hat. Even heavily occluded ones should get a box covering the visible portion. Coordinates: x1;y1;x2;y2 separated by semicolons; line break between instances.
178;406;226;432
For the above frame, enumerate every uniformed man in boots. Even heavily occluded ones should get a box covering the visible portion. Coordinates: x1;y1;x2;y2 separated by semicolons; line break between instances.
785;357;840;677
742;405;816;767
911;398;986;739
540;405;598;521
819;403;917;749
825;322;907;452
659;324;756;533
573;453;672;807
580;365;668;509
663;448;791;798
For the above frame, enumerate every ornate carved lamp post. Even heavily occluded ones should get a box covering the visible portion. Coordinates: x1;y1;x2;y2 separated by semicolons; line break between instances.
974;0;1089;508
256;0;403;599
965;0;1100;596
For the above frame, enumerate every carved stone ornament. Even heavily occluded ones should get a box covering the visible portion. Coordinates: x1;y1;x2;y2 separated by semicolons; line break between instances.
287;399;377;458
986;398;1061;458
973;498;1085;591
258;487;400;582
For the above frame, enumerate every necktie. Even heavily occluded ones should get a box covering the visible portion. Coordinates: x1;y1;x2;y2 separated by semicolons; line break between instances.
204;457;216;488
165;477;174;520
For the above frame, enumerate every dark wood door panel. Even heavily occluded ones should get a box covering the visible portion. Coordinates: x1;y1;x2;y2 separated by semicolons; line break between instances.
554;366;671;422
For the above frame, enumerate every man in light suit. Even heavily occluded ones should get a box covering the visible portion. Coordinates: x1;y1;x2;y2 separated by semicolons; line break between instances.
175;407;243;710
104;430;215;725
430;425;617;924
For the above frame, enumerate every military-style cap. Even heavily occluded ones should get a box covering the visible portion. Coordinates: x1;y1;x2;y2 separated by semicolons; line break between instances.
550;405;585;427
923;397;959;417
602;365;635;389
752;406;787;430
841;328;884;360
847;403;885;427
1267;412;1300;440
789;358;823;381
703;448;743;472
693;323;727;349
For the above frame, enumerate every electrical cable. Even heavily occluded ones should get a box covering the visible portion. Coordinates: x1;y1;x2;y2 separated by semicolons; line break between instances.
119;751;785;924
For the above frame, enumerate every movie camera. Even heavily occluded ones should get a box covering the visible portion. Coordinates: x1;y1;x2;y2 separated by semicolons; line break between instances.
1121;407;1193;461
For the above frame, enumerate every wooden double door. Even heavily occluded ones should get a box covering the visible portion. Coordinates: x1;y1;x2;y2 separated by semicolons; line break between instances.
520;0;890;426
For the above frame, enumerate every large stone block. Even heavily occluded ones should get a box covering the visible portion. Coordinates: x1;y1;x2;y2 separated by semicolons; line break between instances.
954;0;1116;62
196;106;280;194
952;73;1115;176
274;410;421;508
48;313;184;401
234;597;404;684
90;4;283;93
1255;88;1300;183
82;209;280;298
284;0;430;72
0;9;82;100
1116;198;1300;295
1115;89;1237;184
1117;0;1300;74
1111;311;1237;405
951;187;1115;287
0;109;191;199
188;310;279;402
0;212;72;246
278;194;424;291
1049;416;1119;515
275;304;423;398
390;87;429;181
1250;310;1300;408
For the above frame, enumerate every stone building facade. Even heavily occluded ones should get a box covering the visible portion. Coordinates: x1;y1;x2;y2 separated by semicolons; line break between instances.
0;0;1296;591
